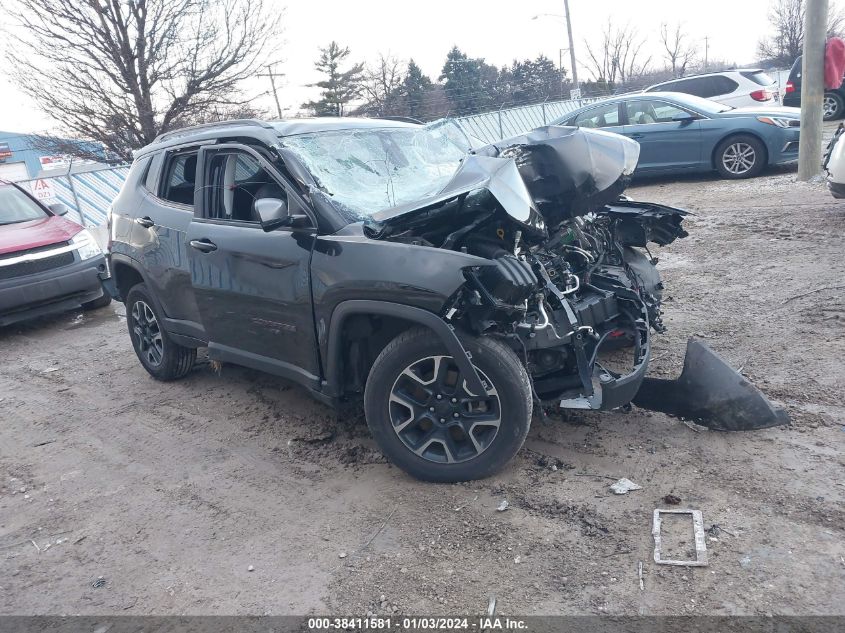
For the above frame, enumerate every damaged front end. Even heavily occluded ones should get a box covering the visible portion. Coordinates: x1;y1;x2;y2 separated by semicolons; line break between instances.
292;120;788;430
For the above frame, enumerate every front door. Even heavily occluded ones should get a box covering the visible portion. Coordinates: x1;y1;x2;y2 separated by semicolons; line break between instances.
622;99;702;172
187;144;321;387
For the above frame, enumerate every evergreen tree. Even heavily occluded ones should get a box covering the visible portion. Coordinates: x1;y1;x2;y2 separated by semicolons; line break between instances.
403;59;433;119
439;46;496;116
303;41;365;116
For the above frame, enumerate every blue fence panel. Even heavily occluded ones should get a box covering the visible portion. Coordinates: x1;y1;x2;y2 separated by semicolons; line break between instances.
20;166;129;228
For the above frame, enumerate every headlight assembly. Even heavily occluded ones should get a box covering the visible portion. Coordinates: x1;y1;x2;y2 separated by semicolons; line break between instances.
757;116;798;128
70;229;103;260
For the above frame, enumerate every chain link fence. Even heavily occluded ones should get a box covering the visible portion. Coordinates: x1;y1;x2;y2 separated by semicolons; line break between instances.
454;97;599;143
19;166;129;228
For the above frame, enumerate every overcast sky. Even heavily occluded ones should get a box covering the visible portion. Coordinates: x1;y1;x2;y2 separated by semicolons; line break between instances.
0;0;775;133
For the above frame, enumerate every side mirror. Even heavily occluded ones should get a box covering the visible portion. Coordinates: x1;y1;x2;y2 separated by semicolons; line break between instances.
255;197;289;232
48;202;68;216
254;197;310;232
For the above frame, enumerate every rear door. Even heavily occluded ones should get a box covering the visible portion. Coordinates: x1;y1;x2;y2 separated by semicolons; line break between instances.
622;99;702;172
187;144;321;388
131;147;203;333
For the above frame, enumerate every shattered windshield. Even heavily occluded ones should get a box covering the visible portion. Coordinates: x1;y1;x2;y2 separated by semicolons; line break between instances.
280;120;472;218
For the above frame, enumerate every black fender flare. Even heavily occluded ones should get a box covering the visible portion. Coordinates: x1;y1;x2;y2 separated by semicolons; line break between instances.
325;300;487;397
108;253;151;302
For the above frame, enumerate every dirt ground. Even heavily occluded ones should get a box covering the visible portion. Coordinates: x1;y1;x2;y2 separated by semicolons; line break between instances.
1;165;844;617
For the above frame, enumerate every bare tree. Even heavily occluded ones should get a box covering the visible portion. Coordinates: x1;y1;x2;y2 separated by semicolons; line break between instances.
360;55;407;117
6;0;281;162
584;22;651;89
758;0;845;65
660;22;696;78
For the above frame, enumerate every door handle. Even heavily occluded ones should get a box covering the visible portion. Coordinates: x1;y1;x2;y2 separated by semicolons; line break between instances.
628;133;645;139
135;216;155;228
189;239;218;253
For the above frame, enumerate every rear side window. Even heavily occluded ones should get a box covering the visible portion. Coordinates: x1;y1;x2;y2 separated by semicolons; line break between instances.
626;100;690;124
160;151;198;206
653;76;736;98
651;80;679;92
142;152;163;193
572;103;620;128
789;56;803;82
709;76;739;96
741;71;775;86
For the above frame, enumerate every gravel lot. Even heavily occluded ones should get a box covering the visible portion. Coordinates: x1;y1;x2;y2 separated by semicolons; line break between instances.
1;165;844;616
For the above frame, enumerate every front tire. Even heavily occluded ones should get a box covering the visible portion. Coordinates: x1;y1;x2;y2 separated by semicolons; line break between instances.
126;283;195;381
82;289;112;310
364;328;532;482
715;134;766;179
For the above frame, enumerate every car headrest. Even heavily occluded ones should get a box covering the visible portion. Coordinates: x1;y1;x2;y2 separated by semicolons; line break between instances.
183;155;197;184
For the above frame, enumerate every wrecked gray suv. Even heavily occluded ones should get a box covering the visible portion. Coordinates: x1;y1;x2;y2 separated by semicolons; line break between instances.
107;117;787;482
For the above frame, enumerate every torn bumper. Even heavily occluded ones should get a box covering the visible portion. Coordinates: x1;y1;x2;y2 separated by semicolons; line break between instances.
558;331;651;412
632;338;790;430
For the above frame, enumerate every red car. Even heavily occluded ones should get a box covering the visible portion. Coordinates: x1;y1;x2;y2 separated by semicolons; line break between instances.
0;180;110;327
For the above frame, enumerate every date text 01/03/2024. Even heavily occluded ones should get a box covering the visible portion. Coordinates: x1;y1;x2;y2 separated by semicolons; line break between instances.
307;617;529;630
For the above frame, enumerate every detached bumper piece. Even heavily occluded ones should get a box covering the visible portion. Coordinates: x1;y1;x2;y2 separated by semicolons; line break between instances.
632;338;790;431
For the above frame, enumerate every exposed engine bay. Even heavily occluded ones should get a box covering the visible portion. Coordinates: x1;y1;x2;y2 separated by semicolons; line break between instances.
357;123;786;429
276;119;787;430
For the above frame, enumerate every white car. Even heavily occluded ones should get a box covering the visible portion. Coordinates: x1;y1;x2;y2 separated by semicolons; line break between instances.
644;70;780;108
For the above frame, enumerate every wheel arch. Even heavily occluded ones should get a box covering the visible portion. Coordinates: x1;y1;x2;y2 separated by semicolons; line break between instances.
324;300;486;399
111;256;146;302
710;131;769;170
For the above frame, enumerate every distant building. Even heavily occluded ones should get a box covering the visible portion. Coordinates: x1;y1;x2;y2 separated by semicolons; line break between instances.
0;130;107;182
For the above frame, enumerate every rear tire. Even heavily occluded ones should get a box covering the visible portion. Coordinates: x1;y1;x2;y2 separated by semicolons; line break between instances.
715;134;766;179
364;327;532;482
126;283;195;381
823;92;844;121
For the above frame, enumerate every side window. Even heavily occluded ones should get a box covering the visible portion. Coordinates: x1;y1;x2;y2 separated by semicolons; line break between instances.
654;80;679;92
627;100;690;124
204;150;289;223
710;76;739;95
143;152;163;193
573;103;620;128
670;77;713;98
126;155;151;189
160;151;199;206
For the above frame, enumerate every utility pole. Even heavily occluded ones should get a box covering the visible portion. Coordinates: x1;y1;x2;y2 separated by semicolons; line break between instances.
704;37;709;72
559;48;565;98
258;65;284;119
798;0;829;181
563;0;579;92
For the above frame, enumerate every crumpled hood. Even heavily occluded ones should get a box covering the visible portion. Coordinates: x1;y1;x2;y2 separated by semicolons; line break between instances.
478;125;641;228
365;125;641;237
365;154;546;238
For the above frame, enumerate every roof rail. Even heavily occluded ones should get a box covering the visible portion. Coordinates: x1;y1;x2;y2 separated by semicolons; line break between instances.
379;115;424;125
153;119;277;144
